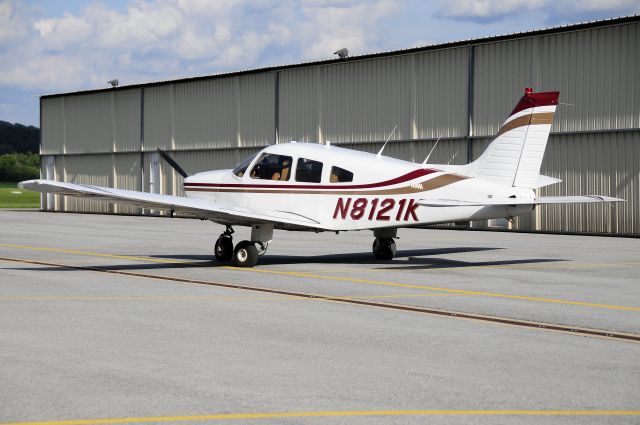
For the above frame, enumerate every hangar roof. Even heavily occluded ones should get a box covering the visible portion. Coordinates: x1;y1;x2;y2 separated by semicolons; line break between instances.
41;14;639;100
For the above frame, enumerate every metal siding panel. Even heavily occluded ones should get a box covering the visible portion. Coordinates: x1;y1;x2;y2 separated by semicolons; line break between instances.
539;22;640;132
59;154;113;213
53;155;65;211
40;98;65;155
113;152;142;214
237;73;275;147
404;139;467;165
414;48;469;139
537;132;638;234
173;79;237;150
113;89;142;152
336;139;467;165
278;67;319;143
473;38;536;137
39;159;46;210
321;56;412;144
143;85;173;151
64;93;114;154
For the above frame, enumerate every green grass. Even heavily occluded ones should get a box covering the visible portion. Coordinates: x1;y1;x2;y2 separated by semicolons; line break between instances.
0;182;41;208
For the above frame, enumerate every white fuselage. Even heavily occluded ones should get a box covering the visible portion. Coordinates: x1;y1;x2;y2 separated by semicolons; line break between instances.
183;143;534;231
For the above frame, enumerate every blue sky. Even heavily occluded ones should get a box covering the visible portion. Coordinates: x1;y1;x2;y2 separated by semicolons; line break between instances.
1;0;638;127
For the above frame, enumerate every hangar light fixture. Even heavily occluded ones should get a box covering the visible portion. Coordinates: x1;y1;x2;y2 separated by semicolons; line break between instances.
334;48;349;58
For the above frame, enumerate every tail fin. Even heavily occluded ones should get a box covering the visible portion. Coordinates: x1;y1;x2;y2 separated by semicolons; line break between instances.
468;88;559;188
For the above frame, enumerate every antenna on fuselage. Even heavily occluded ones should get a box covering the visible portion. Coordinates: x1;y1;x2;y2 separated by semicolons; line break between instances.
376;124;398;159
325;140;331;149
422;136;441;166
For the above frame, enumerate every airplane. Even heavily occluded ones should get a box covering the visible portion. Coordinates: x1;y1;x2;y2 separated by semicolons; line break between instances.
20;88;623;267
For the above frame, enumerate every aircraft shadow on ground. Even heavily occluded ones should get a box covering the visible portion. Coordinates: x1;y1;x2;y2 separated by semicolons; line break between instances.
5;247;565;272
150;247;500;266
151;246;564;270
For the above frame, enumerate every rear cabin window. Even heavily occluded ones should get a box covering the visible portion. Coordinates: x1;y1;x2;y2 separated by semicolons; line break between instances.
250;153;292;181
330;166;354;183
232;153;257;177
295;158;323;183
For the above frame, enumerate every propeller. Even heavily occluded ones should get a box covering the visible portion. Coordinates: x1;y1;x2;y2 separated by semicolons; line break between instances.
156;149;189;178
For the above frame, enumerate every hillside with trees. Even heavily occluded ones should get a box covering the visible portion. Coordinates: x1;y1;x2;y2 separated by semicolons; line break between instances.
0;121;40;181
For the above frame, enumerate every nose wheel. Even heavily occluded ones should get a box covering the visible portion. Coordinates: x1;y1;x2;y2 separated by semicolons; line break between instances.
373;237;396;260
214;226;234;261
213;225;266;267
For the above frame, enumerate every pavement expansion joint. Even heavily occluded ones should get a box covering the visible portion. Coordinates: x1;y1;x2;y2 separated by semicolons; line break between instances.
1;255;639;344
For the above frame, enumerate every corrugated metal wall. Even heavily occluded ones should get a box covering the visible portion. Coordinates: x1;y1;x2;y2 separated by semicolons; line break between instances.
40;19;639;234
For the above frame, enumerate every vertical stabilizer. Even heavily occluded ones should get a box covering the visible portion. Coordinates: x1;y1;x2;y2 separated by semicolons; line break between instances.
469;88;559;188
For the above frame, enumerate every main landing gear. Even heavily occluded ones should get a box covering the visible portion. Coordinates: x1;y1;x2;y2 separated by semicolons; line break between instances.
214;224;273;267
372;228;397;261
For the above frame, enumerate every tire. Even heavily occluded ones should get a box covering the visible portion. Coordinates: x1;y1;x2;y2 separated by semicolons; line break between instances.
233;241;258;267
214;235;233;261
372;238;396;260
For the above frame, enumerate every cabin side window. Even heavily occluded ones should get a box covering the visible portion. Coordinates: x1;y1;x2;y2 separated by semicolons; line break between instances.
249;153;292;181
295;158;323;183
232;153;258;177
330;166;354;183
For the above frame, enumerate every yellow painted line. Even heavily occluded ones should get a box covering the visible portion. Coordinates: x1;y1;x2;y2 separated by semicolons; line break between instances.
2;410;640;425
0;243;186;264
232;267;640;312
306;261;640;275
345;293;465;300
2;243;639;312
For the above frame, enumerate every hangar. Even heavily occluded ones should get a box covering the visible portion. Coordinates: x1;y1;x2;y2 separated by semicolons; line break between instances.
39;16;639;235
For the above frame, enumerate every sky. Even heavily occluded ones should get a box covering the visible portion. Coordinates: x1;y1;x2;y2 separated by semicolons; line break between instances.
1;0;638;127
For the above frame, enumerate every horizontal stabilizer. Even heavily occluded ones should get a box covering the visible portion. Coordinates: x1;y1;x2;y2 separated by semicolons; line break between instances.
419;195;624;207
418;198;535;207
534;195;624;204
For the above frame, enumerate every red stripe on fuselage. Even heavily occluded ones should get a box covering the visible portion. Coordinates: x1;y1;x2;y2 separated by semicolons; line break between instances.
184;168;438;190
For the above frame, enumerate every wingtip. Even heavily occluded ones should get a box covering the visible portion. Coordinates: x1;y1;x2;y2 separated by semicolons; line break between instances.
18;180;35;190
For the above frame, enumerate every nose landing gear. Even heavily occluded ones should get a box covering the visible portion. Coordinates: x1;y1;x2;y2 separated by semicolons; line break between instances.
213;224;273;267
214;225;234;261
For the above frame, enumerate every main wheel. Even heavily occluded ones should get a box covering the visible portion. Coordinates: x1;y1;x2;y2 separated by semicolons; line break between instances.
233;241;259;267
372;237;396;260
214;235;233;261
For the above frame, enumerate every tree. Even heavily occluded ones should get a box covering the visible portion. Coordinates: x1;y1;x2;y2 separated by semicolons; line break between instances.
0;153;40;181
0;121;39;153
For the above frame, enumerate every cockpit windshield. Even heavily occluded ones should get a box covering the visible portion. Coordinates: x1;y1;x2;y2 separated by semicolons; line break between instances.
232;153;258;177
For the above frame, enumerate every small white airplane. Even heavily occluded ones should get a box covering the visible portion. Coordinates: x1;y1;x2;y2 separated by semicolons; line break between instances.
21;88;622;267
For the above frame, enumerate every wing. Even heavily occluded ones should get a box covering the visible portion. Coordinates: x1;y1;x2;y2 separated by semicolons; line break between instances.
19;179;321;229
418;195;624;207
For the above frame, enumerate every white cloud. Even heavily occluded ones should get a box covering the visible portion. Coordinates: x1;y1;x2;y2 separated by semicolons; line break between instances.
560;0;640;11
437;0;640;22
298;1;399;58
0;1;29;45
438;0;545;20
0;0;401;92
34;13;92;50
